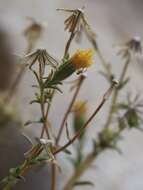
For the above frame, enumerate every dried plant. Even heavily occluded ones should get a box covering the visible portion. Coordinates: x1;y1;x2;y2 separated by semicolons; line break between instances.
0;6;143;190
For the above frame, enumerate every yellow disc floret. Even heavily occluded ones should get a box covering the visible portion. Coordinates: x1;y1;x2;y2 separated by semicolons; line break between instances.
70;49;94;69
73;101;87;116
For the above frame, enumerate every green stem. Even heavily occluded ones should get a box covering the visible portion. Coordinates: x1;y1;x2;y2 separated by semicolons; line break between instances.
40;89;55;138
4;38;34;103
63;126;124;190
56;75;85;145
63;151;96;190
53;81;116;155
104;57;130;129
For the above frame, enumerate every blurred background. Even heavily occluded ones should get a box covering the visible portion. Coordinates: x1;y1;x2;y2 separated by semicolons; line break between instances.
1;0;143;189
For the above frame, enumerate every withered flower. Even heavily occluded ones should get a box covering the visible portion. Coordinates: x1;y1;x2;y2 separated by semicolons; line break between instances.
118;93;143;130
24;49;59;75
24;18;44;53
126;36;142;53
117;36;142;60
58;8;97;48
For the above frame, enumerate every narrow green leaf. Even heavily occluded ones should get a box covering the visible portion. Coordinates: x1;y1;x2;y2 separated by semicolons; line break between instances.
118;77;130;90
74;181;94;187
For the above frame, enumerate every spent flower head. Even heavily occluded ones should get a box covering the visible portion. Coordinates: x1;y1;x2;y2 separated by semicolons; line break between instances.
58;7;97;48
126;36;142;54
25;49;59;75
57;7;85;33
24;18;44;43
117;92;143;130
117;36;142;60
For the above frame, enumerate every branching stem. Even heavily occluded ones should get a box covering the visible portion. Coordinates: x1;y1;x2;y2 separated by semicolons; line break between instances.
54;80;117;155
104;57;130;129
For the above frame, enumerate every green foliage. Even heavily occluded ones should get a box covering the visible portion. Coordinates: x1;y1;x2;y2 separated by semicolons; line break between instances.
44;61;76;87
73;115;86;141
74;180;94;187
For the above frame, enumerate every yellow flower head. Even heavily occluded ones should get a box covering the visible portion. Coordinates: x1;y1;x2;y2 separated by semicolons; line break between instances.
70;49;94;69
73;101;87;116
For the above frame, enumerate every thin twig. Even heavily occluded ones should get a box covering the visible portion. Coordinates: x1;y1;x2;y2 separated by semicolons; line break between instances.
1;82;116;190
4;40;34;103
53;80;117;155
51;75;85;190
104;57;130;129
40;89;55;138
56;75;85;144
4;64;27;103
63;151;96;190
96;48;111;78
51;11;83;190
51;164;56;190
64;10;82;57
63;127;124;190
38;63;51;139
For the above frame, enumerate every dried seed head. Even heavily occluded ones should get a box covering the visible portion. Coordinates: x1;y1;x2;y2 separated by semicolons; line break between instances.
25;49;59;74
117;36;142;61
24;18;44;53
126;36;142;53
63;9;83;33
24;19;43;42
